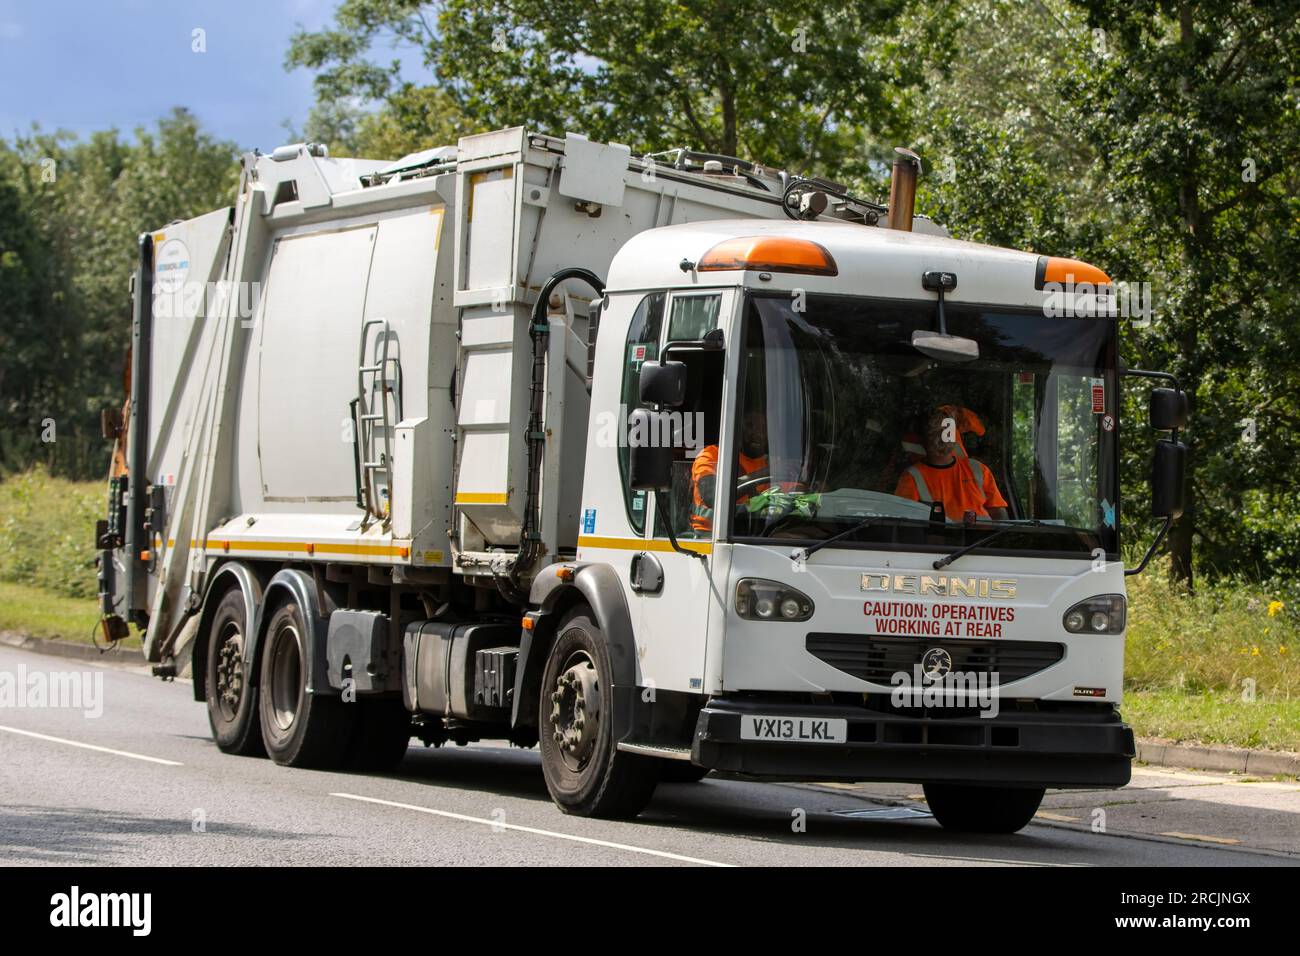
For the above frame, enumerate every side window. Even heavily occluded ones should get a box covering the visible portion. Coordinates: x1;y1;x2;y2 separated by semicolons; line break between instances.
1010;373;1036;515
655;293;725;540
666;294;721;341
618;293;666;534
1055;374;1099;527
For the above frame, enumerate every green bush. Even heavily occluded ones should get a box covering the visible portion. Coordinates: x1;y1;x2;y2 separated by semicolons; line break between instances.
0;467;103;599
1125;566;1298;701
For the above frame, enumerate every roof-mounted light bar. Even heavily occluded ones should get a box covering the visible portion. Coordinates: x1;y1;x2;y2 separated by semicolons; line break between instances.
697;236;838;276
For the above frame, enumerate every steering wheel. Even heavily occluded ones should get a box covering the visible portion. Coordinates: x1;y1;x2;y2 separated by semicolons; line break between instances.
736;475;811;498
734;476;811;526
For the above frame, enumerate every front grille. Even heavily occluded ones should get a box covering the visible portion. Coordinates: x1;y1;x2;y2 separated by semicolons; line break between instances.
805;633;1064;685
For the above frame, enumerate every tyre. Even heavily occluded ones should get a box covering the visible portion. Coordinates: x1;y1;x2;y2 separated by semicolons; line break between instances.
257;600;355;769
658;761;710;783
922;783;1045;834
539;610;659;818
203;587;265;757
344;698;412;772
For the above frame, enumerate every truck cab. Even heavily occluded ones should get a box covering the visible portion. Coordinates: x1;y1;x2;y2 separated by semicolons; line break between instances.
547;216;1182;830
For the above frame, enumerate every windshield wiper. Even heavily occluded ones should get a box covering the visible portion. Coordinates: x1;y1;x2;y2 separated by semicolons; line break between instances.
932;519;1069;570
788;515;892;564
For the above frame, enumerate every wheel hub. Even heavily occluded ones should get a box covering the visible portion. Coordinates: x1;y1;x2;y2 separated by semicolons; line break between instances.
215;629;244;716
550;657;601;770
269;624;302;731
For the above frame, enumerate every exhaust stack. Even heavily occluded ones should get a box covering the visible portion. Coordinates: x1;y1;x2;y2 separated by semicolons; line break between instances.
887;147;922;232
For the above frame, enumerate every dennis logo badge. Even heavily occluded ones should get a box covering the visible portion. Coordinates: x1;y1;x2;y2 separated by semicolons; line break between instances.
921;647;953;681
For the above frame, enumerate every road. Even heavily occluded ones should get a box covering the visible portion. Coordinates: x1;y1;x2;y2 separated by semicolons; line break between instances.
1;643;1295;867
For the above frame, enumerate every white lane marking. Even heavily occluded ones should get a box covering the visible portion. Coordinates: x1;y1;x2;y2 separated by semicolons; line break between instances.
331;792;732;867
0;724;183;766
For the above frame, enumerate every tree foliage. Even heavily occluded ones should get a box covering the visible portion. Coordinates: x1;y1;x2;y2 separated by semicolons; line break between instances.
0;109;238;477
902;0;1300;583
287;0;920;175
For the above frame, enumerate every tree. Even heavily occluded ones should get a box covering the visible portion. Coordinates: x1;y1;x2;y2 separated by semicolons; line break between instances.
1068;0;1300;584
906;0;1300;585
287;0;919;176
0;109;238;478
302;84;483;159
0;163;76;473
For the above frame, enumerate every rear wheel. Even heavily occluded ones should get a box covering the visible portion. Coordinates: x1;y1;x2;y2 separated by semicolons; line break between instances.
204;588;265;757
922;784;1045;833
257;601;354;768
539;610;659;818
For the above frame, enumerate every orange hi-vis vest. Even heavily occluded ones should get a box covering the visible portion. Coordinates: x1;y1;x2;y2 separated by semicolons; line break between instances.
894;455;1008;522
691;446;768;533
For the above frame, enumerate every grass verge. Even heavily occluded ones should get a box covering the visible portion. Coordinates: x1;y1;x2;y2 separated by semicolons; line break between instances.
1122;688;1300;753
0;580;130;645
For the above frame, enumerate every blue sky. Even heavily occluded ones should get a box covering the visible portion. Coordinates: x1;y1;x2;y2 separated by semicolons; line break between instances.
0;0;414;152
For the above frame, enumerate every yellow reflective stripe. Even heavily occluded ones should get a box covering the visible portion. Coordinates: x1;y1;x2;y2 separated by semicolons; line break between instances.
577;535;712;555
201;538;409;558
455;492;509;505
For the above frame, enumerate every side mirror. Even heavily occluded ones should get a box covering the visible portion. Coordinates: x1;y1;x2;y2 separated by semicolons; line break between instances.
639;360;687;407
1150;387;1188;431
628;409;672;491
1151;439;1187;518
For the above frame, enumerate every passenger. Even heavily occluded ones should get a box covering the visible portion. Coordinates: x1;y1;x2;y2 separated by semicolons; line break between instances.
894;406;1009;521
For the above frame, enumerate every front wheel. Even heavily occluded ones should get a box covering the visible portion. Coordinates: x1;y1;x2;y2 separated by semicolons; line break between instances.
538;610;659;818
922;784;1045;833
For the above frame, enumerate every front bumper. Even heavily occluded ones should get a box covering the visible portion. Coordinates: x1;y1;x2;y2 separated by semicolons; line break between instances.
692;698;1134;788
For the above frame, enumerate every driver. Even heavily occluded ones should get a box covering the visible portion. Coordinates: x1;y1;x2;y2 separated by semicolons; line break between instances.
690;411;770;534
894;405;1009;522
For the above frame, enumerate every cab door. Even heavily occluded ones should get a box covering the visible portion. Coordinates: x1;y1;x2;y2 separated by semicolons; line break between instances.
632;289;733;696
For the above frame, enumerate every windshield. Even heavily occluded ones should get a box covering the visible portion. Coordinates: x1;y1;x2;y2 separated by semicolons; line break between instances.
727;293;1119;557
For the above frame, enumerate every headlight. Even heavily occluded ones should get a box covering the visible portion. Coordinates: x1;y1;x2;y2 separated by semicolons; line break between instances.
736;579;813;622
1063;594;1126;634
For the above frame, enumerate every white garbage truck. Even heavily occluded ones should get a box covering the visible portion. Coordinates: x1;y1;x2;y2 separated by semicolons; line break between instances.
95;127;1187;832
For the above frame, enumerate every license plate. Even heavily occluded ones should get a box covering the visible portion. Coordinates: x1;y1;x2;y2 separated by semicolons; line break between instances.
740;715;847;744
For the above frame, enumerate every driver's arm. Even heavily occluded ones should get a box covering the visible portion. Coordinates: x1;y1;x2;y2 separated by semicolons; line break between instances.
691;445;718;505
980;462;1010;521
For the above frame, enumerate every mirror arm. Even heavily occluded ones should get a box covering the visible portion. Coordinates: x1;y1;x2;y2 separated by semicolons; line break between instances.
1124;515;1174;577
660;340;703;362
1123;366;1184;441
661;328;725;363
654;489;707;563
1122;367;1181;391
